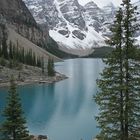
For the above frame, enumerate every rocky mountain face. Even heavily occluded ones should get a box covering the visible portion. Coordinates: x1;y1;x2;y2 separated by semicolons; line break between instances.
23;0;140;55
0;0;64;61
23;0;117;55
0;0;46;45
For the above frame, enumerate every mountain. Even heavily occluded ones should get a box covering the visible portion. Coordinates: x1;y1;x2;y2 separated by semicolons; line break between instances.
0;0;64;61
24;0;115;56
23;0;140;56
0;0;42;44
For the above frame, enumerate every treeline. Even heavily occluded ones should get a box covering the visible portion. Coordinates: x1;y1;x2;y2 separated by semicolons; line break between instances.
0;39;42;68
0;38;55;76
47;58;55;76
41;57;55;77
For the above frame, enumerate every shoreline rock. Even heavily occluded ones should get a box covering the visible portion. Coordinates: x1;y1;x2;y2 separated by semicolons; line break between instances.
0;73;68;88
30;135;48;140
0;65;68;88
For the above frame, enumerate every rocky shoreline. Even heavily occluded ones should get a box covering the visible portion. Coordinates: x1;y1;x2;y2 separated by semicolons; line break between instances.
0;73;67;88
0;65;68;88
31;135;48;140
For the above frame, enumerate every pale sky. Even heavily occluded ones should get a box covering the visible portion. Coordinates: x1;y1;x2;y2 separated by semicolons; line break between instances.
78;0;138;8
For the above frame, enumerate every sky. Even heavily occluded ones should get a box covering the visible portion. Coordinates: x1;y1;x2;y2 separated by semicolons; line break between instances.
78;0;138;8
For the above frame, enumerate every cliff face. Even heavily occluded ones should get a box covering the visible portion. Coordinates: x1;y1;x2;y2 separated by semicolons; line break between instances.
0;0;63;61
24;0;107;51
0;0;44;45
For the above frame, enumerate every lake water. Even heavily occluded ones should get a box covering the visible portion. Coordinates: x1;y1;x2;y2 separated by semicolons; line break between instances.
0;59;104;140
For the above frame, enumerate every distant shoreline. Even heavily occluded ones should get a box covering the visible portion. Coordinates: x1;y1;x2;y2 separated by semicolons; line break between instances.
0;72;68;88
0;64;68;88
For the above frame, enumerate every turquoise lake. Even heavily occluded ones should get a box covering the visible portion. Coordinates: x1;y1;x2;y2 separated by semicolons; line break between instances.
0;59;104;140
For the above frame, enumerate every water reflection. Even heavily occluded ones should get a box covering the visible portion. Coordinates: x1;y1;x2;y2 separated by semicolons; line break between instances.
0;59;104;140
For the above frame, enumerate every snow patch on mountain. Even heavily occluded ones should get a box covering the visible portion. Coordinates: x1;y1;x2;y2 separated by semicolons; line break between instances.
23;0;119;53
50;26;105;49
136;36;140;44
23;0;109;51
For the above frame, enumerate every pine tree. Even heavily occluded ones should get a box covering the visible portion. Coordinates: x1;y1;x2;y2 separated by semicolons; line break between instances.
0;43;2;57
47;58;55;76
9;41;13;59
95;8;125;140
41;57;44;74
32;52;36;66
2;35;8;59
12;44;16;60
95;1;140;139
21;48;25;63
121;0;140;139
0;76;30;140
37;57;41;68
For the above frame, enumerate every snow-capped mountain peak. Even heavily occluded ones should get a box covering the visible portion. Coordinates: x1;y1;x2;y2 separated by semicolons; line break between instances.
23;0;140;55
23;0;108;52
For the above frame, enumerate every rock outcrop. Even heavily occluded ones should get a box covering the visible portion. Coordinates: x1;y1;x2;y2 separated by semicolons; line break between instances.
0;0;64;61
0;0;44;45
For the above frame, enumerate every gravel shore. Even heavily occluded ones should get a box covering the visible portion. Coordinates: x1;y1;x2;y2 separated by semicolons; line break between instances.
0;65;67;88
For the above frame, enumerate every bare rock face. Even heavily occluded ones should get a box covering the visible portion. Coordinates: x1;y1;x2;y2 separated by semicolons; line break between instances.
83;1;104;32
23;0;140;54
72;30;86;40
0;0;35;23
23;0;107;51
58;0;85;29
58;30;69;36
0;0;44;45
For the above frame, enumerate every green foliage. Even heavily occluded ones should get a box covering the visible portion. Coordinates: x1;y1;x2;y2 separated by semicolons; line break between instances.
2;36;8;59
85;47;114;58
95;2;140;140
47;58;55;76
0;56;7;66
41;57;44;74
95;8;125;140
7;41;41;68
8;59;22;70
0;37;43;68
135;49;140;60
0;44;2;57
37;57;42;67
9;41;13;59
0;76;30;140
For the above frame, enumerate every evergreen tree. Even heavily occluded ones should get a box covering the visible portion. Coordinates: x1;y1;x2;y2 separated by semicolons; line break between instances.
41;57;44;74
21;48;25;63
37;57;41;67
0;43;2;57
47;58;55;76
95;8;125;140
0;38;40;68
95;1;140;139
0;76;30;140
32;52;36;66
9;41;13;59
12;44;16;60
0;56;7;66
121;0;140;139
2;36;8;59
